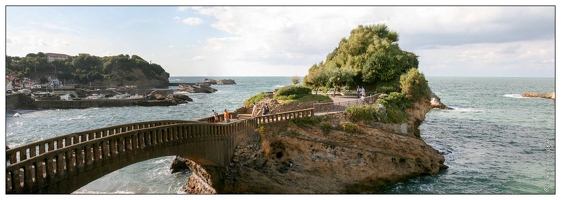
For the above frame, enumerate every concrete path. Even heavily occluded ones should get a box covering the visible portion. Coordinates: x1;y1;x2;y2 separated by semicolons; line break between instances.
328;95;362;103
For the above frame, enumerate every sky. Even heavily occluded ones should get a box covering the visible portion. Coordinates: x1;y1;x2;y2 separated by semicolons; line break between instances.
2;1;557;77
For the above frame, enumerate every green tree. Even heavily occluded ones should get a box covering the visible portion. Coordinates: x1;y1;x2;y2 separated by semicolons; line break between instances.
291;76;300;85
303;63;328;94
400;68;431;101
305;24;418;92
326;67;353;96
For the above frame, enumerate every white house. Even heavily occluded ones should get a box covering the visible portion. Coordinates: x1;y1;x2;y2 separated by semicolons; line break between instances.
47;77;61;86
45;53;70;62
6;79;13;91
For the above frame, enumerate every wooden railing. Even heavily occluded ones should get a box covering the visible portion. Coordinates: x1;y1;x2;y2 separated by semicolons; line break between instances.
254;108;314;124
6;120;193;166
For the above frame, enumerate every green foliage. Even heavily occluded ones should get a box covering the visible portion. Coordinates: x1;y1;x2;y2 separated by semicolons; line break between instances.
384;104;408;124
376;92;410;109
320;123;332;136
326;67;353;95
339;122;360;134
375;92;410;124
374;76;401;94
400;68;432;101
344;92;409;124
289;116;321;127
345;105;375;122
291;94;331;102
257;124;267;135
303;24;421;96
244;92;266;107
275;85;312;97
5;52;169;86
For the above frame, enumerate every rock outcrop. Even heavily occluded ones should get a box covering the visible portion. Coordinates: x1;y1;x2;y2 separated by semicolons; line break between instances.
179;108;446;194
217;79;237;85
203;78;218;84
522;92;555;100
176;84;217;93
430;92;452;110
140;91;193;106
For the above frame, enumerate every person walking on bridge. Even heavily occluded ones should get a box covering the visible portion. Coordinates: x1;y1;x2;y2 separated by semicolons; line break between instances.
252;102;259;117
224;109;230;123
212;110;219;123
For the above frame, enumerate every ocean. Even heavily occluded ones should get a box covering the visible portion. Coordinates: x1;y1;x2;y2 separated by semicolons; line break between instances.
3;76;556;194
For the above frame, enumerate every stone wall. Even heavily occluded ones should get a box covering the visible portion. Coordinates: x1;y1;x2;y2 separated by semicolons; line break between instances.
6;93;37;111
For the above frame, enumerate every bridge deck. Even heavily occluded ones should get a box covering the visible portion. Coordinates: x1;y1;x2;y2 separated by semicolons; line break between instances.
6;94;377;194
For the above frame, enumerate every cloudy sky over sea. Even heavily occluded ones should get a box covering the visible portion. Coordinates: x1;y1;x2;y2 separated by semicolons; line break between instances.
3;1;557;77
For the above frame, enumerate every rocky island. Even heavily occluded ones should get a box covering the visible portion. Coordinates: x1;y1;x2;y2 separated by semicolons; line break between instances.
170;24;449;193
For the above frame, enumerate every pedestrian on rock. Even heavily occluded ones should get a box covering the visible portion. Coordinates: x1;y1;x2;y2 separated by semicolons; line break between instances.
252;102;258;117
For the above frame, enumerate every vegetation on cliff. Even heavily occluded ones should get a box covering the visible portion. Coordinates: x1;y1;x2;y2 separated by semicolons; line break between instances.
300;24;431;124
5;52;169;88
303;24;419;94
244;85;331;106
346;68;431;124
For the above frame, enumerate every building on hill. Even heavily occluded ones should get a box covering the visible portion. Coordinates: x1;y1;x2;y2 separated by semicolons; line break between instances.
45;53;70;62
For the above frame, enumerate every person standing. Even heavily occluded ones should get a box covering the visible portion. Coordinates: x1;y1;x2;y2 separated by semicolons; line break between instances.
212;110;219;123
262;103;269;115
224;109;230;123
361;86;366;97
252;102;258;117
357;86;361;98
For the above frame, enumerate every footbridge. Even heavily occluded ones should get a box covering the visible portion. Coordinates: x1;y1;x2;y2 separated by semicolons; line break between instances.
5;109;314;194
6;95;378;194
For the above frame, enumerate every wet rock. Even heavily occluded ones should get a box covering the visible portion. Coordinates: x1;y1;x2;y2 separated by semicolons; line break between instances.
522;92;555;100
430;92;452;110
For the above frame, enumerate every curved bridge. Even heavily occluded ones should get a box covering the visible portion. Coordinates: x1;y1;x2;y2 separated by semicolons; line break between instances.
5;109;314;194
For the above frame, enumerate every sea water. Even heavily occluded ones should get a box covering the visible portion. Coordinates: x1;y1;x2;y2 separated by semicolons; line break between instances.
4;77;555;194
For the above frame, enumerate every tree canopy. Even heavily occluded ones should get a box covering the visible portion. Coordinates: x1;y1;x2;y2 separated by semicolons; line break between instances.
5;52;168;86
303;24;420;94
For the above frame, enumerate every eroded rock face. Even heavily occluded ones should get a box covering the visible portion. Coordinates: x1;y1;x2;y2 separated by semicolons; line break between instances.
180;113;447;194
430;92;452;110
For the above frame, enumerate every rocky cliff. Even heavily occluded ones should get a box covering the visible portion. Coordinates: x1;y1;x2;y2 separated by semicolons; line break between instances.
179;98;447;194
90;67;169;88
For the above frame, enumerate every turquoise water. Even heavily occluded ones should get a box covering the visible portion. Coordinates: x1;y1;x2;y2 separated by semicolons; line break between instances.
4;76;556;194
380;77;555;194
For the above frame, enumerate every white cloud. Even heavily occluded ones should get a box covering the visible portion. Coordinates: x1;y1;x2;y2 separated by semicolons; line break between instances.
6;6;553;77
192;55;208;60
184;6;553;77
182;17;203;25
416;39;554;77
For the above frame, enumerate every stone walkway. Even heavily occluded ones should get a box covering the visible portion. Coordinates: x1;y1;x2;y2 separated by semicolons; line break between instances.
328;95;362;103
